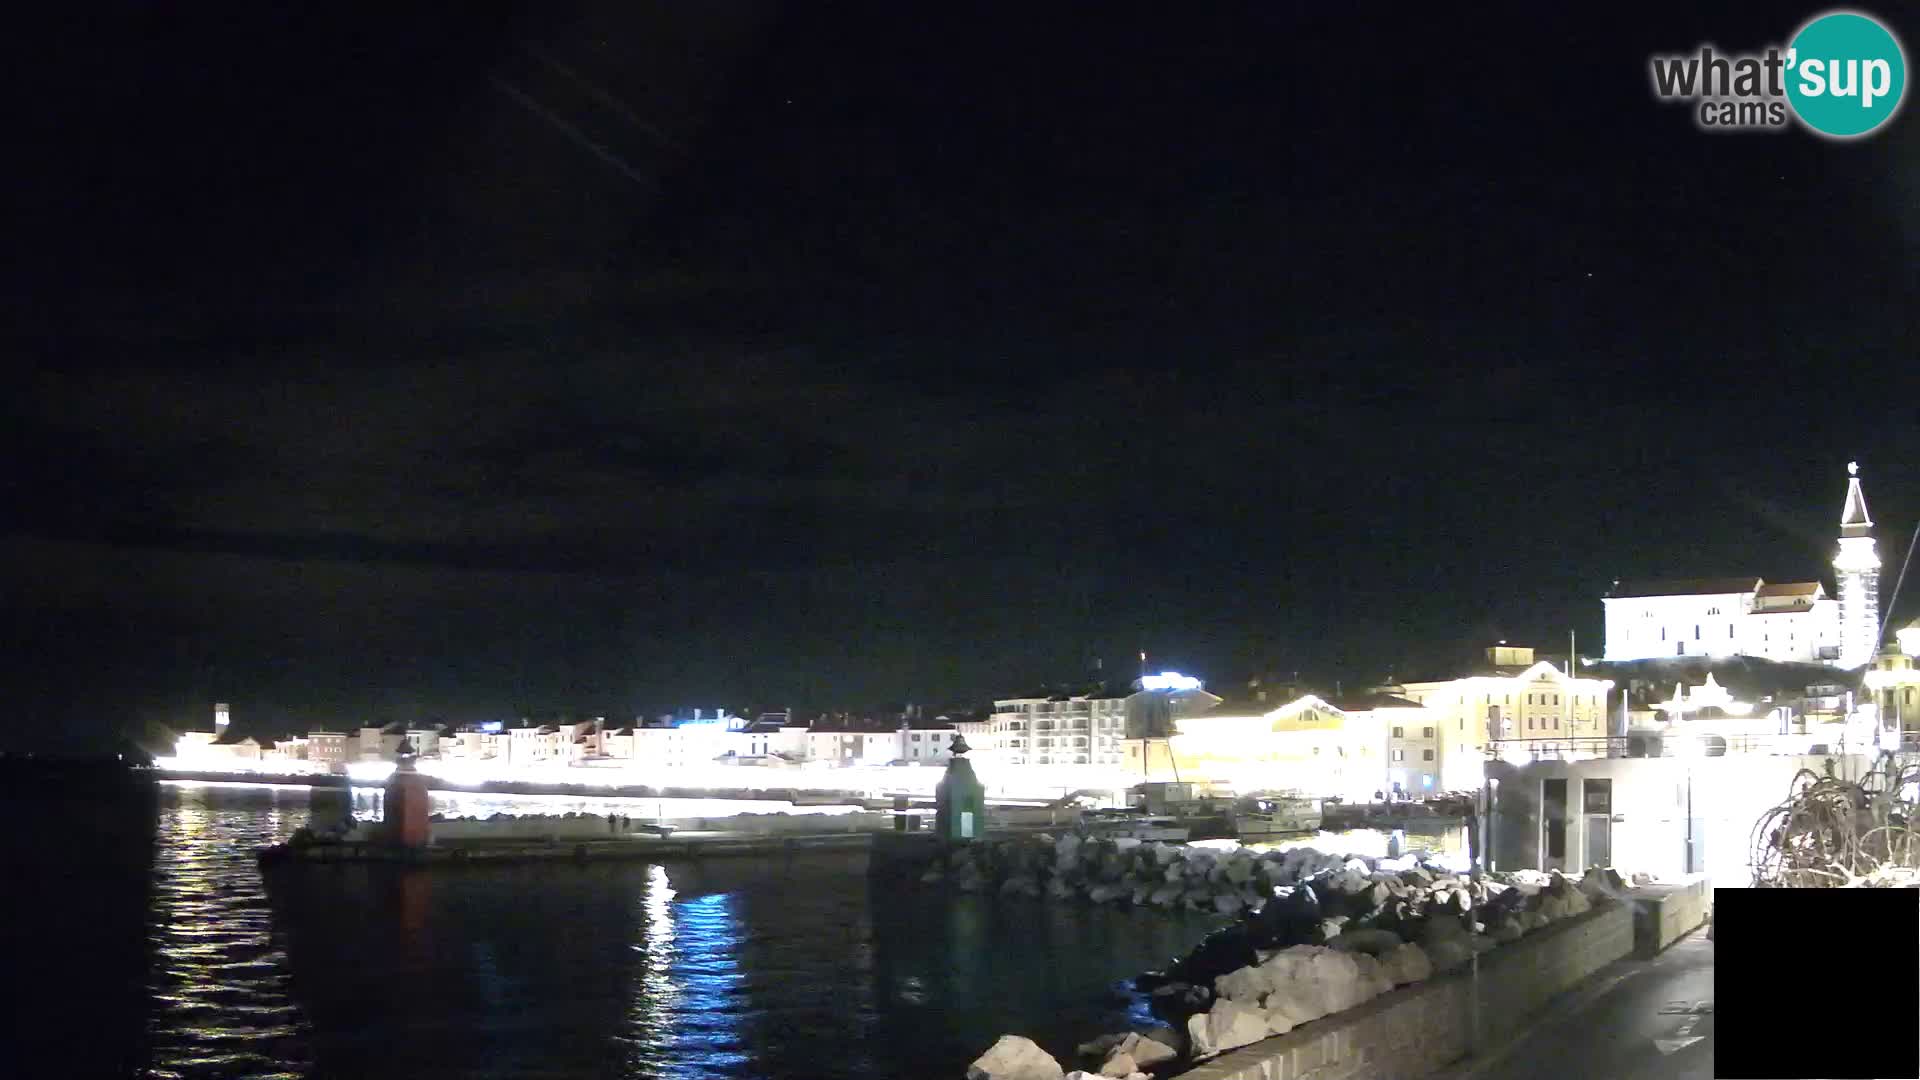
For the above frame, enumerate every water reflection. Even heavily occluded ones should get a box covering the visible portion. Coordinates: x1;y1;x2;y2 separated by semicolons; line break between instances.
625;864;679;1063
114;787;1230;1079
145;785;313;1079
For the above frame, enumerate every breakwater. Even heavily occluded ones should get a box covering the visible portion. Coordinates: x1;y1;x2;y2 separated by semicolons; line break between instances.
943;832;1628;1079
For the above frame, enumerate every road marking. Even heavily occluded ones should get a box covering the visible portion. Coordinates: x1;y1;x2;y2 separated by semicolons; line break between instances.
1654;1013;1706;1054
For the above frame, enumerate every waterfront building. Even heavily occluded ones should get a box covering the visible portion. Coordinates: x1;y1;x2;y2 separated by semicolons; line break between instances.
404;726;447;759
261;734;308;765
356;722;410;762
803;719;905;765
1395;644;1614;791
440;724;504;762
988;689;1130;766
306;730;351;767
1864;642;1920;742
1600;464;1879;667
1328;692;1443;796
1120;691;1391;801
900;717;959;764
1486;750;1871;888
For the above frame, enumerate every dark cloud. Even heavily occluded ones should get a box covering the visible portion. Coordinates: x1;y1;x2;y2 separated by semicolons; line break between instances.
3;3;1915;748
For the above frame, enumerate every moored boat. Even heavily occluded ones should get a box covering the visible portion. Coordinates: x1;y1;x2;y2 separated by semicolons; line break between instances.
1230;792;1323;837
1078;809;1192;842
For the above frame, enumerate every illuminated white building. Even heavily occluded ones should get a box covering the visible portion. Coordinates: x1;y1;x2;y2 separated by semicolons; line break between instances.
306;731;351;766
1122;693;1389;801
1397;645;1614;790
1865;631;1920;741
989;690;1130;766
1603;577;1839;664
1601;464;1879;668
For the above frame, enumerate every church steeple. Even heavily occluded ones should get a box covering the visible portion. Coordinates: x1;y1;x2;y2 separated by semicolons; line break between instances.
1834;461;1881;668
1841;460;1873;538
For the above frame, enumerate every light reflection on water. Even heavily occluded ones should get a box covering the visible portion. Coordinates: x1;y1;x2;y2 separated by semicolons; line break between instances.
127;785;1226;1079
145;785;313;1080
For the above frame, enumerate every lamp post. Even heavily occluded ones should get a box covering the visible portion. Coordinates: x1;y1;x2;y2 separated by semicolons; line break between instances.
1468;887;1482;1058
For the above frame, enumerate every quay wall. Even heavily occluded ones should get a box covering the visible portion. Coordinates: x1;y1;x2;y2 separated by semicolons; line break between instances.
427;811;890;843
1181;902;1635;1080
1630;874;1711;958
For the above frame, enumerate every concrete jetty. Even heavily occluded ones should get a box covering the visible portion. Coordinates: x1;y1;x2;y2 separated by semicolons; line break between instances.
258;829;876;867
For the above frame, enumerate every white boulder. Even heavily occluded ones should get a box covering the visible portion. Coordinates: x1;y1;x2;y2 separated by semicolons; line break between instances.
1261;986;1322;1028
1349;952;1394;1000
1380;942;1433;985
968;1035;1064;1080
1186;998;1269;1058
1111;1033;1176;1070
1097;1052;1137;1078
1213;964;1269;1004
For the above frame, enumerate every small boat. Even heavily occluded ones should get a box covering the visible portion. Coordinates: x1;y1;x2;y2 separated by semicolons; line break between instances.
1231;793;1323;838
1079;809;1191;842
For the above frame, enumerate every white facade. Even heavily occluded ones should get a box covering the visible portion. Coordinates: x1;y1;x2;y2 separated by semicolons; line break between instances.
804;729;901;765
1400;655;1614;792
1603;579;1840;664
1373;701;1445;795
1602;466;1880;668
306;731;350;767
1129;694;1391;802
989;693;1128;766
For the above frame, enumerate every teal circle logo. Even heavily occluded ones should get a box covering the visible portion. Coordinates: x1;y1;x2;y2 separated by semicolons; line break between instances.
1785;11;1907;137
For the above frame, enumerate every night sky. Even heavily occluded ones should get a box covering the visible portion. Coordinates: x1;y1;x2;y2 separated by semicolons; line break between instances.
6;3;1916;748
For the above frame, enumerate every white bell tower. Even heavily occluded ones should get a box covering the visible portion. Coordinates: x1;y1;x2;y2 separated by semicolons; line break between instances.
1834;461;1880;668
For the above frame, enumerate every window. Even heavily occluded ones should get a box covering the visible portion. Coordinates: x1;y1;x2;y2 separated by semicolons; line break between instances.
1392;749;1404;761
1694;625;1701;640
1392;726;1404;737
1422;749;1434;761
1422;726;1434;738
1707;607;1720;615
1528;717;1535;730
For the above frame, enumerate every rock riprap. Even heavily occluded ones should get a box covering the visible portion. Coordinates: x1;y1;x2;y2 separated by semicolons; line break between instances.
962;846;1629;1073
968;1035;1064;1080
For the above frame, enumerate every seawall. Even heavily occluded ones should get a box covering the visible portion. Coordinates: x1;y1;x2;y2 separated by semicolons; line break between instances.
1180;901;1635;1080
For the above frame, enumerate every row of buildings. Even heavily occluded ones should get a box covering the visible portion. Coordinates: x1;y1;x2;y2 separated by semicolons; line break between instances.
168;647;1616;801
170;465;1917;804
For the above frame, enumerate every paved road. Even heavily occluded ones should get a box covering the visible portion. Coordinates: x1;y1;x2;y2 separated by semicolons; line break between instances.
1433;931;1715;1080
